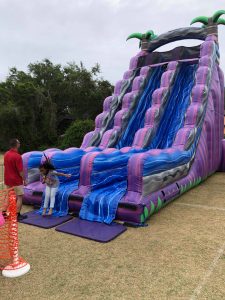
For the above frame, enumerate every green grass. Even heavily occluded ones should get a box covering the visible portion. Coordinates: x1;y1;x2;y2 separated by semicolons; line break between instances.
1;173;225;299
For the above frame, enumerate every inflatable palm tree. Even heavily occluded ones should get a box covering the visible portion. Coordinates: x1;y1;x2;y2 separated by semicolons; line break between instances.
190;10;225;36
126;30;157;50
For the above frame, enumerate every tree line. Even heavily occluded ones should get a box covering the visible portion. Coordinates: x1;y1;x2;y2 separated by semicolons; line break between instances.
0;59;113;152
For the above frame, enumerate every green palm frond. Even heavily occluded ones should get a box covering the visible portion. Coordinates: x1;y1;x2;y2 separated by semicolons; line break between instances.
144;30;157;40
126;32;143;41
150;201;155;215
190;16;209;26
212;10;225;22
217;17;225;25
126;30;157;49
144;206;149;219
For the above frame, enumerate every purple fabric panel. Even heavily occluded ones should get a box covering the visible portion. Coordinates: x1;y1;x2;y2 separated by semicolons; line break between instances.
132;76;146;91
95;113;107;129
120;91;137;109
195;66;210;84
217;67;225;170
203;65;222;173
72;185;91;198
160;70;176;88
79;152;100;186
114;80;123;95
145;105;160;126
151;88;168;105
120;146;133;153
206;35;217;42
173;127;194;146
129;51;147;70
216;66;224;168
211;68;222;170
199;56;212;67
218;140;225;171
191;85;208;103
81;131;96;149
102;148;116;154
123;70;133;80
133;126;153;147
114;111;128;126
99;129;115;148
103;96;115;112
200;40;215;57
24;181;44;199
140;66;150;76
184;104;202;125
84;146;97;152
123;190;144;204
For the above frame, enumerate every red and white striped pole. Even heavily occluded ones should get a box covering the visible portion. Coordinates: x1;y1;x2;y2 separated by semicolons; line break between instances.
1;189;30;278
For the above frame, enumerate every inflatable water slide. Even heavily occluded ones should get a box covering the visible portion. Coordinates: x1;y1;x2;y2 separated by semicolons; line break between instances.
22;11;225;225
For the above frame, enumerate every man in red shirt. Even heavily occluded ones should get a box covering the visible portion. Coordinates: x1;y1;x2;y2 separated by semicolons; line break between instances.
4;138;27;221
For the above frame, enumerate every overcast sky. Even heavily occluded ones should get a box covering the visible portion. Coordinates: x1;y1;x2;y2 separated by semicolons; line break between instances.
0;0;224;84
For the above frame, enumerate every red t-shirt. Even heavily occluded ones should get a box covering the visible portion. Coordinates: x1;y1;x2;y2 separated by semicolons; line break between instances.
4;149;23;186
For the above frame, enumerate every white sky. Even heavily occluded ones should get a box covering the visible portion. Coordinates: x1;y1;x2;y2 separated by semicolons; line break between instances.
0;0;224;84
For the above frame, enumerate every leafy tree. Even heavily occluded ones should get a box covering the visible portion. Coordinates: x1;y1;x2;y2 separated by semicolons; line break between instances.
0;59;113;152
59;119;94;149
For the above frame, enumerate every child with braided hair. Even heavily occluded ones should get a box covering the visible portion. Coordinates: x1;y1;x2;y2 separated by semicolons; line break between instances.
39;160;71;216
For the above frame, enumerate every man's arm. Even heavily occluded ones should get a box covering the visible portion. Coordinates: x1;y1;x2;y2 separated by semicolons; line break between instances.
16;156;27;186
19;171;27;185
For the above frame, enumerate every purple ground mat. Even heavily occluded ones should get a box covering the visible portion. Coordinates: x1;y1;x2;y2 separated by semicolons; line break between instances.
55;218;127;242
19;210;73;229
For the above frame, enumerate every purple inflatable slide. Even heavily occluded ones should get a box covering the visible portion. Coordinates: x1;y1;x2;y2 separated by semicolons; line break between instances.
22;17;225;225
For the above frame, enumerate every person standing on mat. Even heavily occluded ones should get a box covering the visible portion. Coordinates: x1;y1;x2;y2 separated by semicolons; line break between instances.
4;138;27;221
39;161;71;216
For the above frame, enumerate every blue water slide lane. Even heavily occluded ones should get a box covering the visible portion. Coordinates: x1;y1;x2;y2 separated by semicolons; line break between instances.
150;63;197;149
117;65;166;148
79;62;198;223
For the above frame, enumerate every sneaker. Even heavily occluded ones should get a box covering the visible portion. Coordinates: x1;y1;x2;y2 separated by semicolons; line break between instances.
17;213;28;221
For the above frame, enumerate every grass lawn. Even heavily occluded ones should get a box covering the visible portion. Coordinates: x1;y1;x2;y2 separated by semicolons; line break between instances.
1;173;225;299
